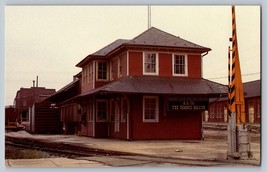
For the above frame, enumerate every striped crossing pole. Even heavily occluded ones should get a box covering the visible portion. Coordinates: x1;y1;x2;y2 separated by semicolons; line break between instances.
231;6;246;124
228;45;236;117
227;6;250;160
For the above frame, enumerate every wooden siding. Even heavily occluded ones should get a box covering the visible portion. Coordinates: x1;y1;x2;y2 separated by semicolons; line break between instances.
188;54;202;78
31;102;61;134
129;51;143;76
130;95;202;140
60;103;81;122
159;53;172;77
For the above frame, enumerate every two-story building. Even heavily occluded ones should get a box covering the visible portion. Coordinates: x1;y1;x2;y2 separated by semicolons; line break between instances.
14;86;56;129
65;27;227;140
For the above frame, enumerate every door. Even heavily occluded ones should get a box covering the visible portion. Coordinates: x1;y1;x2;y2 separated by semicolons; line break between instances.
114;103;120;132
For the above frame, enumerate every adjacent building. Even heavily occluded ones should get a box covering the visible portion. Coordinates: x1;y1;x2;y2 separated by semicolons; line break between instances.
206;80;260;124
13;86;56;129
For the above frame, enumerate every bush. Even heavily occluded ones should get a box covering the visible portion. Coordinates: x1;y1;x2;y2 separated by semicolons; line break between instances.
5;146;49;159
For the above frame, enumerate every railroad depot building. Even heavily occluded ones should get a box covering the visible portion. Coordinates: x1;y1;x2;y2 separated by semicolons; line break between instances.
51;27;227;140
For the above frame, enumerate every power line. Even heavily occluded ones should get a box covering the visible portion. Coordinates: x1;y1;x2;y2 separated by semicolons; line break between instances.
206;72;260;80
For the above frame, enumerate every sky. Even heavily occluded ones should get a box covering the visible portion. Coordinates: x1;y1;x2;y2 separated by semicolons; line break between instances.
5;5;260;105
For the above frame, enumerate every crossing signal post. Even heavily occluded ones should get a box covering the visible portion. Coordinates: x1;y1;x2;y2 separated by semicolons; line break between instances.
227;6;252;159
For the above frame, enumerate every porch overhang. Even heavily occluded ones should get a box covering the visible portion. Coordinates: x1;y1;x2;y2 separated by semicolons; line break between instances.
73;76;227;102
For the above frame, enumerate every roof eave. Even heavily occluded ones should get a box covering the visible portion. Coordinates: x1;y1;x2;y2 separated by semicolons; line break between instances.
124;44;211;53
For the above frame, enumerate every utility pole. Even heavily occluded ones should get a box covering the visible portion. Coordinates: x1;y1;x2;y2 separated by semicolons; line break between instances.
227;6;252;159
148;5;151;29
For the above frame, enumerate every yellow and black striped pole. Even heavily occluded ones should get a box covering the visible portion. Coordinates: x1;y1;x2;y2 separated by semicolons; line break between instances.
228;6;250;160
232;6;246;124
229;5;246;125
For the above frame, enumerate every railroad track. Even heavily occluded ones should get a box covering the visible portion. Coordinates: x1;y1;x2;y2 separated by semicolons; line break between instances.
5;136;127;158
5;136;259;167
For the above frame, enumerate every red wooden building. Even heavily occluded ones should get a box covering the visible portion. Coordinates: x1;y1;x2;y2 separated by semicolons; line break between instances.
206;80;260;124
52;27;227;140
13;86;56;129
47;73;82;134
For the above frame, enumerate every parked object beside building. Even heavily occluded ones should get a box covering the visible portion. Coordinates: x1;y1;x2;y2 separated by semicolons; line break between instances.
28;101;61;134
5;105;22;131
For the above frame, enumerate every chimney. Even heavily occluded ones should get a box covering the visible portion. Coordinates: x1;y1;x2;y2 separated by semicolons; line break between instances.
33;80;35;87
36;76;38;87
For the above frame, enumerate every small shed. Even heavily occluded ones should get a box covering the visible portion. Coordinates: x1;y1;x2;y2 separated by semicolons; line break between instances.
29;101;61;134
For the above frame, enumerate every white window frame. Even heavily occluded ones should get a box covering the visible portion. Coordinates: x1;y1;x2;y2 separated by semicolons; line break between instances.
96;100;108;122
110;59;115;81
96;61;109;81
172;53;188;76
82;66;87;85
118;56;123;78
143;96;159;122
143;52;159;75
88;62;94;83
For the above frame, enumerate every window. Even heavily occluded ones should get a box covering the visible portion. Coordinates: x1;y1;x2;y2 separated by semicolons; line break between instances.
224;106;228;122
88;62;93;82
173;54;188;76
210;105;214;118
97;62;108;80
143;96;159;122
82;66;88;85
216;104;222;118
248;105;254;123
118;57;122;78
121;98;127;122
110;60;114;81
97;100;108;122
143;52;158;75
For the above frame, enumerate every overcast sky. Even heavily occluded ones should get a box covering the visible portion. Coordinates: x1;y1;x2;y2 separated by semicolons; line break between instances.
5;6;260;105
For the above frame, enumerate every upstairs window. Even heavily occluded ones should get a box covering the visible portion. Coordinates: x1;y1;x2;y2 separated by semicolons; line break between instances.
82;66;87;85
97;62;108;80
118;57;122;78
143;52;158;75
173;54;188;76
88;62;94;82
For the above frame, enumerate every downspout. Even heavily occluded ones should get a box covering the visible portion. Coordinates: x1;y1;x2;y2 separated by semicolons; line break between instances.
201;51;209;78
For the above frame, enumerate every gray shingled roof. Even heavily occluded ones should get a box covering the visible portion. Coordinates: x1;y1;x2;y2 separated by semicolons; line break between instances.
127;27;210;50
76;27;211;67
91;39;130;56
78;76;227;97
209;79;260;102
243;80;261;98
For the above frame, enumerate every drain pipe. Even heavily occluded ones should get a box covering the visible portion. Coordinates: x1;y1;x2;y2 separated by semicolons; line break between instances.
201;51;209;78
